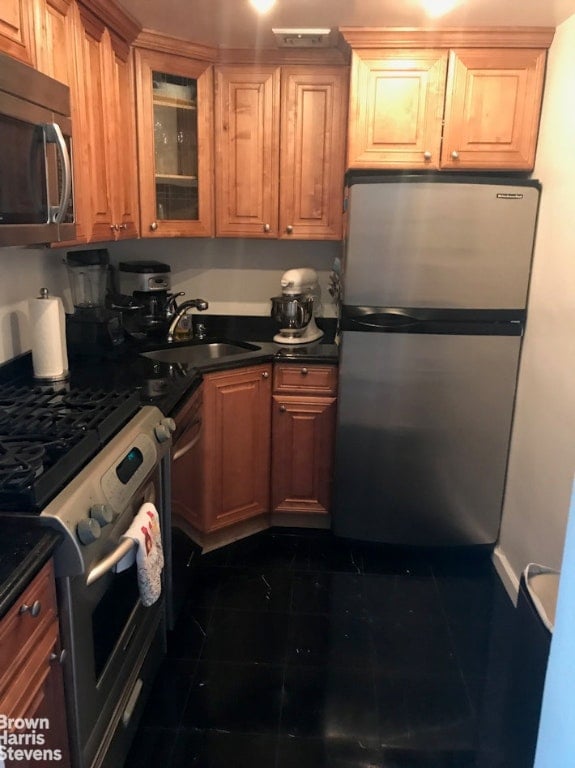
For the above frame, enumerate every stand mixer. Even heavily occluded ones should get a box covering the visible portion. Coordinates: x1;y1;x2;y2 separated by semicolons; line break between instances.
271;267;324;344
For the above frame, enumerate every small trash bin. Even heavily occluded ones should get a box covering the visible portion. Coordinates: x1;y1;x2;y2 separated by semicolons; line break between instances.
507;563;560;768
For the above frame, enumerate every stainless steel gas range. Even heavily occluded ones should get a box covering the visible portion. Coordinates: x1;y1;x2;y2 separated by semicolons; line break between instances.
0;383;174;768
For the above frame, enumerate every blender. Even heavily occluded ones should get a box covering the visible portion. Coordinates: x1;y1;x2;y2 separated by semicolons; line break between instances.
65;249;124;356
271;267;324;344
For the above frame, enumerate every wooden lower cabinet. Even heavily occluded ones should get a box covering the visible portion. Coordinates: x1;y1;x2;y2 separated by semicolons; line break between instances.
173;364;272;535
271;395;337;514
0;560;71;767
271;363;338;516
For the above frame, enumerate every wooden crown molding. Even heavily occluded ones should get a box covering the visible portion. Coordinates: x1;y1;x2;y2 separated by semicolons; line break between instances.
338;26;556;50
135;29;218;62
77;0;141;44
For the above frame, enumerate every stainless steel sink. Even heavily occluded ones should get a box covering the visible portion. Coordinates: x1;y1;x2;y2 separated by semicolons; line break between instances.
140;339;261;365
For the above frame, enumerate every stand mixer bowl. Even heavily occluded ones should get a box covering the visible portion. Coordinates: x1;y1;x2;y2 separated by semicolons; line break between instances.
271;294;313;331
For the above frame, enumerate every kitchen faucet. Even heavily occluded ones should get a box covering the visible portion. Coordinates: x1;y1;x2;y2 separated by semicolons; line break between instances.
167;298;209;342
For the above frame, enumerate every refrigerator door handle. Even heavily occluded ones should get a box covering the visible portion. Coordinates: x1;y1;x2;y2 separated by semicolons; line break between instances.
345;308;421;330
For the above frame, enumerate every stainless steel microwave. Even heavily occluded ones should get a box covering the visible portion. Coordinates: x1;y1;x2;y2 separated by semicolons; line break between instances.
0;52;75;247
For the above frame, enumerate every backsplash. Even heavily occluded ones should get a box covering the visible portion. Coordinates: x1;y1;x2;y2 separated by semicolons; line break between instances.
0;238;340;365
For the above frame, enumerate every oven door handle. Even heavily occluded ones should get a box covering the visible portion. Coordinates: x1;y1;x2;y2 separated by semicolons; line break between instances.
173;417;202;461
86;538;135;586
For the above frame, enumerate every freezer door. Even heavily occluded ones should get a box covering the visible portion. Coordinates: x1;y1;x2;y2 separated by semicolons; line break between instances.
344;180;539;309
333;331;521;545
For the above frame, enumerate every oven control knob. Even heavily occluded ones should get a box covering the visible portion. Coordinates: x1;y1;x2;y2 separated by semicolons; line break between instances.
90;503;114;526
155;418;176;443
77;518;101;545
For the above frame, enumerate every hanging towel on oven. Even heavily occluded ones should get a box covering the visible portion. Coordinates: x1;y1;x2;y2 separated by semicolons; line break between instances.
119;502;164;607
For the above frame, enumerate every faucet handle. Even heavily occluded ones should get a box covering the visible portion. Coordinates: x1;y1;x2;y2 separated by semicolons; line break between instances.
167;291;185;316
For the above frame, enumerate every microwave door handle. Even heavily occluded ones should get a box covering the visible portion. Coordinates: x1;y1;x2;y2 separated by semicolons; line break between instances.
44;123;71;224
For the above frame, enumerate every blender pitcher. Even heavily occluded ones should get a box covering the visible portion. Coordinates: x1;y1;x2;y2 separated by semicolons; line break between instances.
66;249;110;313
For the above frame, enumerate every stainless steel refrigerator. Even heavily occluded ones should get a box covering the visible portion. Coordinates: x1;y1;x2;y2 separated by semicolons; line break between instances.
333;174;541;546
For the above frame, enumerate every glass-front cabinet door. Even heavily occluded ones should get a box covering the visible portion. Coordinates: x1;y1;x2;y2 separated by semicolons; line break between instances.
134;49;214;237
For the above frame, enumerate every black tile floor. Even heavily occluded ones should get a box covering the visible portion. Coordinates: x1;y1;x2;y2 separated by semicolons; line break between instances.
126;529;520;768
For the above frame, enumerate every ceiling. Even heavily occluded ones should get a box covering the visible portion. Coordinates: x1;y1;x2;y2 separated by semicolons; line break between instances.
116;0;575;49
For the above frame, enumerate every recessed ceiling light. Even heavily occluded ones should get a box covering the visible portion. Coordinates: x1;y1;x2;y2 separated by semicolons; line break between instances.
250;0;276;14
421;0;460;17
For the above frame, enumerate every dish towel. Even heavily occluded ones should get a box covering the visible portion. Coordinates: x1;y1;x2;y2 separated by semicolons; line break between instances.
121;502;164;607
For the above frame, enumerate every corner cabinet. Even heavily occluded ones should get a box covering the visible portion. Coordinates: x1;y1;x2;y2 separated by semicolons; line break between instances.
215;64;347;239
134;48;214;237
271;363;337;515
344;29;554;171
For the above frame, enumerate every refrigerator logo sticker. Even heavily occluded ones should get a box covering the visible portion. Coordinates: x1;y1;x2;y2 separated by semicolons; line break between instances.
496;193;524;200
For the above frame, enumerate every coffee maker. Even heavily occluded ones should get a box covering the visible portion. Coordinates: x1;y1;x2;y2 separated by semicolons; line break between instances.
270;267;324;344
116;260;175;340
65;249;124;356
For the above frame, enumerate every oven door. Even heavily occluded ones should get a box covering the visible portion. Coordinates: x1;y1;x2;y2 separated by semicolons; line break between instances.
58;473;167;768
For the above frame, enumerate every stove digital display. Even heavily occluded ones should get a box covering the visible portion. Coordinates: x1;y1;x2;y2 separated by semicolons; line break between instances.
116;447;144;485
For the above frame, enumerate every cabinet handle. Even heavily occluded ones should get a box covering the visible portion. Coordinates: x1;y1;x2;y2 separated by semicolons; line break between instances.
19;600;41;618
300;367;309;375
451;150;460;160
150;221;158;231
286;225;293;235
279;405;286;413
50;649;67;664
262;371;269;379
263;223;270;233
423;151;432;161
110;223;118;231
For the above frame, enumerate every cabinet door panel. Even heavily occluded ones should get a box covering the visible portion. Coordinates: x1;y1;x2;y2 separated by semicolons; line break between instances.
441;48;546;170
215;67;280;237
347;50;447;169
203;365;271;531
272;395;336;514
0;0;34;64
135;49;214;237
280;67;347;240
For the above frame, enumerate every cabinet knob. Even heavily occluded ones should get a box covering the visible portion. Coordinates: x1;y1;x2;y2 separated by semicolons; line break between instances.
19;600;41;618
150;221;158;231
286;225;293;235
279;405;286;413
263;223;270;233
423;151;432;161
50;649;67;664
451;150;460;160
300;367;309;375
262;371;269;379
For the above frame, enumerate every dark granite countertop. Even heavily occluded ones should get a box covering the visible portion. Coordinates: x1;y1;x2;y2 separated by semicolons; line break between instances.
1;315;339;417
0;520;62;619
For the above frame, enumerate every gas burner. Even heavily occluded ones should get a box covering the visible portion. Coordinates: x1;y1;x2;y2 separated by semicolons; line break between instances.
0;382;141;512
0;441;45;488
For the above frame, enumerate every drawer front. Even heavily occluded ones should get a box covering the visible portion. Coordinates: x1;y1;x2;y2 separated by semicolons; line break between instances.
273;363;338;395
0;561;57;697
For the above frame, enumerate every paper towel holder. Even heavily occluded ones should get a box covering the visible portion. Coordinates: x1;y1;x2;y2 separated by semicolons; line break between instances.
31;287;70;382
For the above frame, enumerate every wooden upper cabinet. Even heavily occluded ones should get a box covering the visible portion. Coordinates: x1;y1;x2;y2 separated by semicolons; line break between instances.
216;64;347;240
75;7;139;241
347;49;447;169
441;48;547;170
0;0;34;65
215;66;280;237
134;48;214;238
344;30;554;172
280;67;348;239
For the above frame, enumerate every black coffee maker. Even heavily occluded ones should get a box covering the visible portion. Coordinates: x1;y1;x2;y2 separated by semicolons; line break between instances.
65;249;124;356
116;261;175;340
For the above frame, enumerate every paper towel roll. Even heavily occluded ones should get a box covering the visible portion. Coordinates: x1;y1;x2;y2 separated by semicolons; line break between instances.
29;289;69;380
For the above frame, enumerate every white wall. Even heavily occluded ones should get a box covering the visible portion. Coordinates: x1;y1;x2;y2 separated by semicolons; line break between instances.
0;246;68;364
495;14;575;595
0;238;339;365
